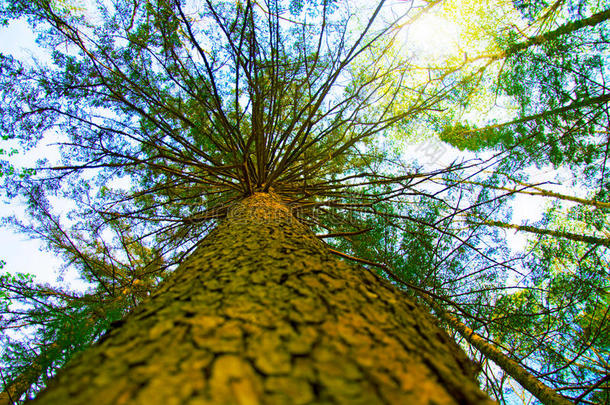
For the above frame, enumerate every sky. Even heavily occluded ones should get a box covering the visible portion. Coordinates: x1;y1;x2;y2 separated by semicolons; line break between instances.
0;18;86;288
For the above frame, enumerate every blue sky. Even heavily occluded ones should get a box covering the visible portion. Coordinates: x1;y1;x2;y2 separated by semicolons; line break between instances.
0;18;84;288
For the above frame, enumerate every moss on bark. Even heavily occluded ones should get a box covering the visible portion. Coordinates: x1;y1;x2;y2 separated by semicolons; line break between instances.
30;193;493;404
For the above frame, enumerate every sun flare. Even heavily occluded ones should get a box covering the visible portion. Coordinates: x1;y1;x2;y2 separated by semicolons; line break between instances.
402;12;463;61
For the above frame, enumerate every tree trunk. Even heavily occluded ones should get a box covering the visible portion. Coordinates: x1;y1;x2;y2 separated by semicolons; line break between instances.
451;93;610;139
475;219;610;247
422;296;571;405
1;365;41;405
505;8;610;57
30;192;493;405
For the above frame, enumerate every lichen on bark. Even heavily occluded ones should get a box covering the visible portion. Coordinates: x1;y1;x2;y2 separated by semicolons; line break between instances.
30;193;494;404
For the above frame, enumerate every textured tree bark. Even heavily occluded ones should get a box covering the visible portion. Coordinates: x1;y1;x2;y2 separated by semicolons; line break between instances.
30;193;493;404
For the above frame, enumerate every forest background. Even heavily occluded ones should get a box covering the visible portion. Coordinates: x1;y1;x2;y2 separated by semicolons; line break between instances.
0;0;609;403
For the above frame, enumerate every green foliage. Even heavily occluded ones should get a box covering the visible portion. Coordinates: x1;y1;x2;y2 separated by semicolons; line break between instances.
0;271;127;401
439;122;516;151
436;0;610;187
486;200;610;401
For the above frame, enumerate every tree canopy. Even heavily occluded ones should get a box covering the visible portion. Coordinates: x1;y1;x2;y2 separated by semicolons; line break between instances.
0;0;609;403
